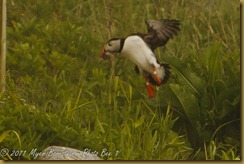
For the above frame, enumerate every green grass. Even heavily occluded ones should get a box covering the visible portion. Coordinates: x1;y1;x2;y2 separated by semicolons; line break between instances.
0;0;240;160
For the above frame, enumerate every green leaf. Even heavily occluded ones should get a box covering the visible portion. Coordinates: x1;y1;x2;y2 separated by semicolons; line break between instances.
206;43;222;87
0;130;22;150
169;84;201;128
215;86;240;110
164;56;205;96
134;115;145;128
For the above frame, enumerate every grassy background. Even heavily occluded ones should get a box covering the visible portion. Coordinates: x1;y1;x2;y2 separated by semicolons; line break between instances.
0;0;240;160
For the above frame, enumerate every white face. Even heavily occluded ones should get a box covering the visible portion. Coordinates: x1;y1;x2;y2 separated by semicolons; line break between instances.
104;39;121;55
100;38;121;60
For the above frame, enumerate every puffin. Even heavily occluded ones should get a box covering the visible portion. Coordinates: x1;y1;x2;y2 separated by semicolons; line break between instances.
100;19;180;98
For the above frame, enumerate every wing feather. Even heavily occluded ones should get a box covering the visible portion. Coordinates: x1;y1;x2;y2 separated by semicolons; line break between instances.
143;19;181;50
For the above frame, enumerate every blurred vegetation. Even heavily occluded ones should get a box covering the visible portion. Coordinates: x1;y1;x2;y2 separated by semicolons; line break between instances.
0;0;240;160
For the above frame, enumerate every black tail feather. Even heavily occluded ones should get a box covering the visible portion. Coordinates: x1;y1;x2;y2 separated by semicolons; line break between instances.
161;63;170;83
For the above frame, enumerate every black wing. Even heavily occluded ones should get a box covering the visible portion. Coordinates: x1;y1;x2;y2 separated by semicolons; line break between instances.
142;19;180;51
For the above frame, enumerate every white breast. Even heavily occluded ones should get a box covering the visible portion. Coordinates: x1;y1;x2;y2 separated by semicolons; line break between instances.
121;35;156;73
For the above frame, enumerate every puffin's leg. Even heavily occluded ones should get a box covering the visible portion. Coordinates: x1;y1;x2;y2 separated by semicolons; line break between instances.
152;67;161;84
144;78;155;99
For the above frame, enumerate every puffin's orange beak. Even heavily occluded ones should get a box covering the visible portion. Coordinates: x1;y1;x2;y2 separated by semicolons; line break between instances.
100;46;111;60
100;46;105;59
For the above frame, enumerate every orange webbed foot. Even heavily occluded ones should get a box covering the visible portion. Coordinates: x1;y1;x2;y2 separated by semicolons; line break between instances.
145;78;155;99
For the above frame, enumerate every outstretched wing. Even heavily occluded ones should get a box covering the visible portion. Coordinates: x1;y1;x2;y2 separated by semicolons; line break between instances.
142;19;180;51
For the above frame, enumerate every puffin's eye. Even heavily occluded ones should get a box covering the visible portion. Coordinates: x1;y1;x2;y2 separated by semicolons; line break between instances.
108;42;112;46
